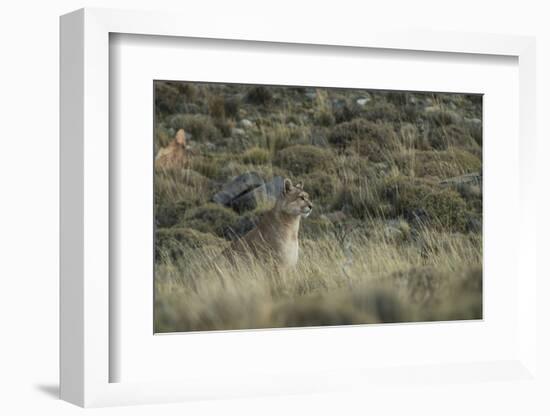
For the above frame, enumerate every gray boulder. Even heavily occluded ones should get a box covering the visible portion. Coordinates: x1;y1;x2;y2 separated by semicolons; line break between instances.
212;172;264;206
264;176;285;199
213;173;284;213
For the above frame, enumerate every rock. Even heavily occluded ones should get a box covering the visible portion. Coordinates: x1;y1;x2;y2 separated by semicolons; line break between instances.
231;216;258;238
356;96;371;106
240;119;253;128
331;98;346;110
204;141;216;151
384;226;404;241
265;176;285;199
231;127;246;137
212;172;264;206
466;216;482;233
213;173;284;213
230;184;269;213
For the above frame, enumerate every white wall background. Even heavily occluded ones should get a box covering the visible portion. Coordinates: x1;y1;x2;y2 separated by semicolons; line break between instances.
0;1;548;414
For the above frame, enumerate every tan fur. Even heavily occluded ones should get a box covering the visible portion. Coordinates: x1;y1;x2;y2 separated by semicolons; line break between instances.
155;129;188;169
223;179;313;270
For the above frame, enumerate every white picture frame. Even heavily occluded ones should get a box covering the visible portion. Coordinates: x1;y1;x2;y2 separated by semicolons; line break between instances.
60;8;537;407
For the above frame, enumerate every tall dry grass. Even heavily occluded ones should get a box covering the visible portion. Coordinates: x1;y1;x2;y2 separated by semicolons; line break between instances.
155;218;482;332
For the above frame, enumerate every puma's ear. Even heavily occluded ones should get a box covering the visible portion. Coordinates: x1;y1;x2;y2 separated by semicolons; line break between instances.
295;181;304;189
283;178;293;194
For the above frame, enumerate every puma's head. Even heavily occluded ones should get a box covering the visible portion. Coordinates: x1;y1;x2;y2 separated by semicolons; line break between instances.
277;178;313;218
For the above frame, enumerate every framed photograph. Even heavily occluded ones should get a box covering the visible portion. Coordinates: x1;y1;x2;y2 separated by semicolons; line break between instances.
60;8;538;408
152;80;483;334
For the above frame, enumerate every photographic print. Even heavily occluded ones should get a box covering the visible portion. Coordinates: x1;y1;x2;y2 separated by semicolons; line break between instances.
154;81;482;333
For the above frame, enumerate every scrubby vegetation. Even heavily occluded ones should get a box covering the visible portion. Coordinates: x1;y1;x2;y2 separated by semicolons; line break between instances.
154;81;482;332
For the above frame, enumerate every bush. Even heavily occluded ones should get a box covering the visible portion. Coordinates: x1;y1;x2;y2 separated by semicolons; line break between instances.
180;203;240;238
155;203;186;228
331;182;389;219
168;114;221;142
246;86;273;106
155;169;211;218
363;100;401;122
304;170;339;206
155;81;198;115
274;145;334;175
208;95;226;119
395;148;481;179
333;102;362;124
315;109;336;127
424;106;462;127
188;156;224;179
383;176;469;232
242;147;271;164
329;119;397;162
224;96;241;119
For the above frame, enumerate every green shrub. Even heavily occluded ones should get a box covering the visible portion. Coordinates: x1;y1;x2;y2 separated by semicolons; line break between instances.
208;95;226;119
224;96;241;119
155;203;187;228
424;106;462;127
304;170;339;206
274;145;334;175
383;176;469;232
383;91;409;107
315;109;336;127
155;169;211;214
188;156;223;179
155;81;198;115
329;119;397;162
395;148;481;179
242;147;271;164
333;102;362;123
363;100;401;122
331;182;389;219
168;114;221;142
180;203;239;238
246;86;273;106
